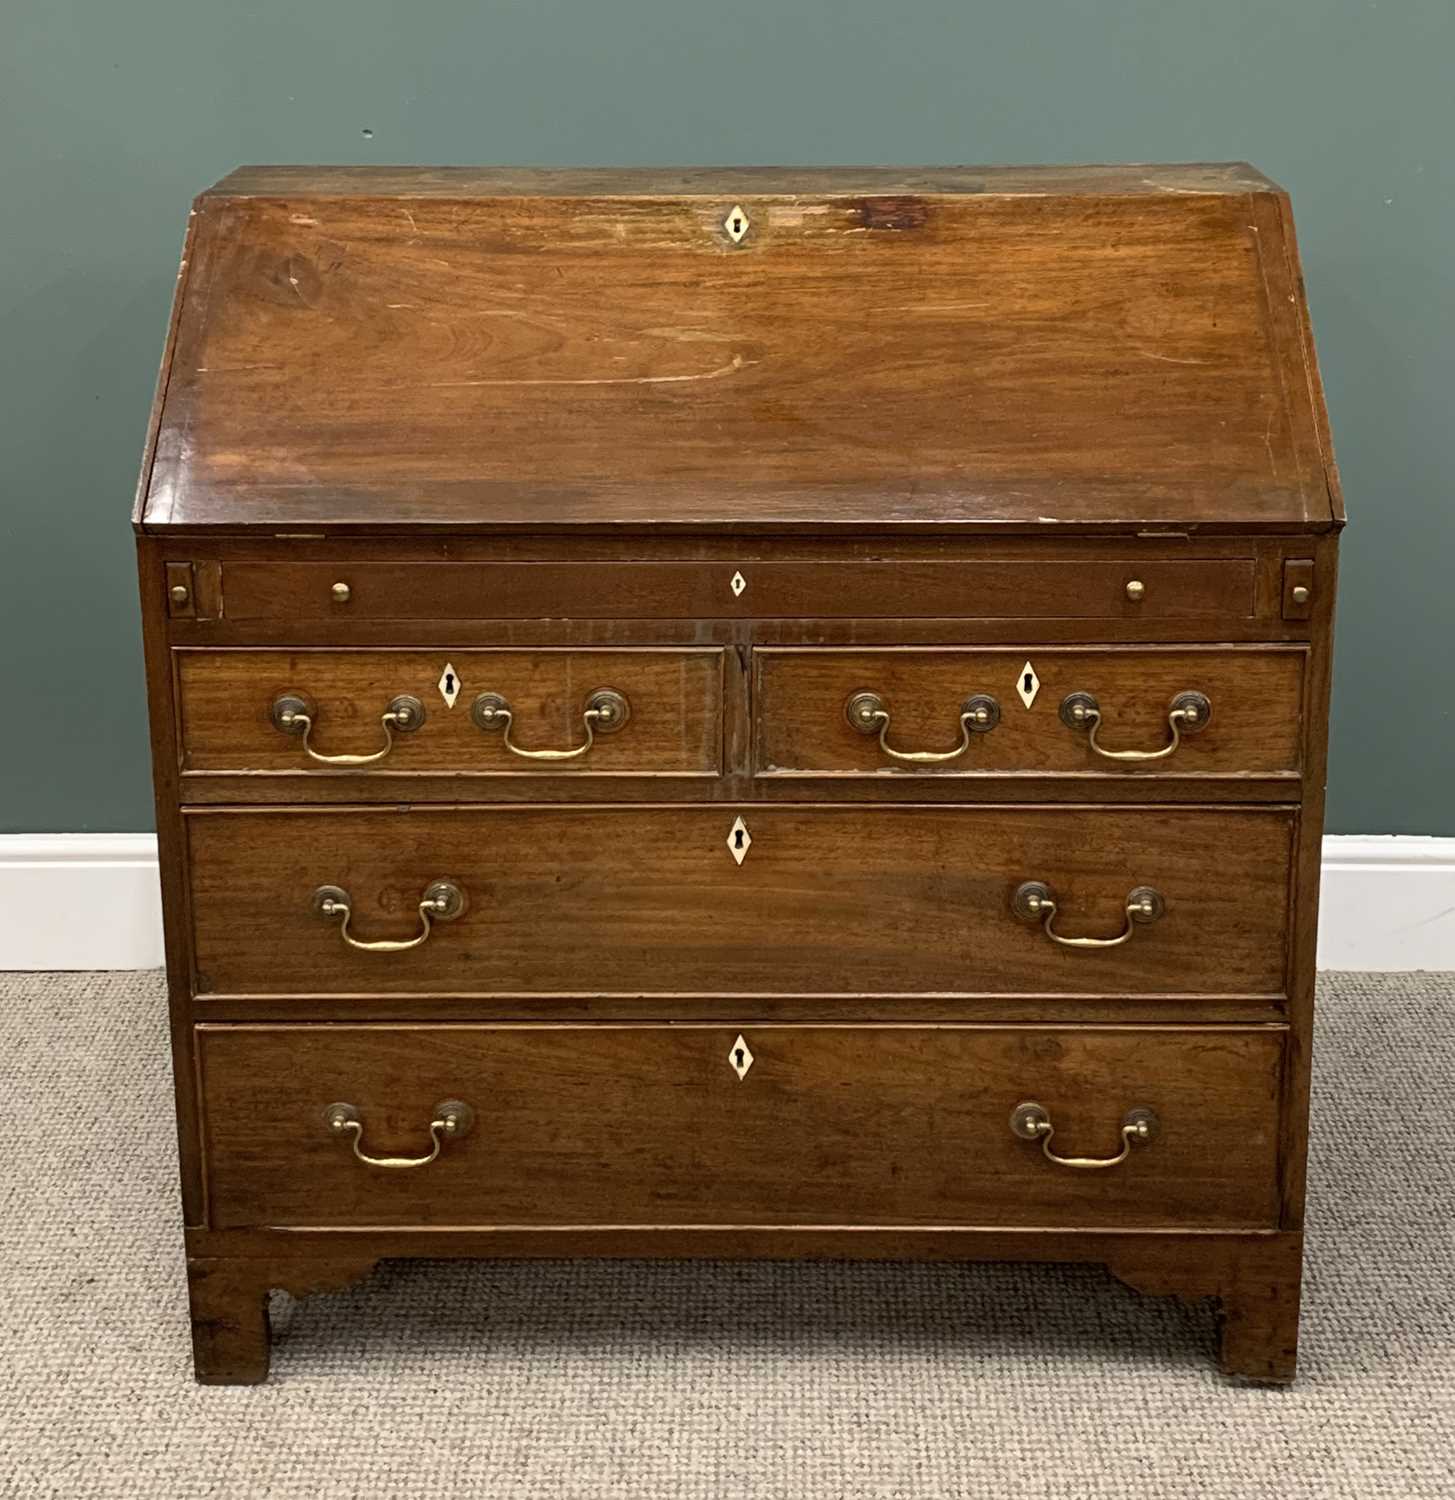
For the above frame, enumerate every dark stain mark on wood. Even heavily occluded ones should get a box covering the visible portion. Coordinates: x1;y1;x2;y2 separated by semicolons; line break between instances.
250;251;324;310
854;196;930;231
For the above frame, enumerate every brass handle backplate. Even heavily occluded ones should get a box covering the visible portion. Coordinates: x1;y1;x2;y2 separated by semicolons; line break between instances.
323;1099;474;1169
1012;880;1164;949
312;880;465;952
1010;1100;1160;1169
471;687;630;761
1059;690;1210;763
845;691;1000;764
272;692;425;766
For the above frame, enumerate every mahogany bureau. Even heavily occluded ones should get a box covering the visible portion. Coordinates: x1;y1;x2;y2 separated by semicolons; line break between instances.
133;164;1342;1384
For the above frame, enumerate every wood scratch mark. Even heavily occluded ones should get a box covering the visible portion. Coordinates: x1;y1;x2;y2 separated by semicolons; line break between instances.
1134;348;1208;365
451;307;572;332
641;326;743;343
869;301;991;314
427;354;756;389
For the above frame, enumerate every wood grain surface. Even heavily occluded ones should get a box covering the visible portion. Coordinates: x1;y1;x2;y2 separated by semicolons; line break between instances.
176;647;722;775
217;558;1256;622
139;174;1336;535
184;804;1293;998
195;1022;1283;1231
756;646;1305;778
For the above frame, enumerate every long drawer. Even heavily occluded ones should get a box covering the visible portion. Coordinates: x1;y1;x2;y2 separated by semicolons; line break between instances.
196;1023;1283;1230
185;805;1293;998
175;648;723;776
755;646;1305;779
218;558;1255;621
195;1020;1284;1230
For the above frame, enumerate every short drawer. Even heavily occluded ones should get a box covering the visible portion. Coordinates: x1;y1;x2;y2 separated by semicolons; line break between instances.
196;1022;1283;1230
218;558;1254;621
755;646;1304;779
175;648;723;776
185;805;1293;999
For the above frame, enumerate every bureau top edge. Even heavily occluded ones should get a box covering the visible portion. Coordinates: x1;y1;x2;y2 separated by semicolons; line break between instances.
200;162;1286;199
132;514;1345;540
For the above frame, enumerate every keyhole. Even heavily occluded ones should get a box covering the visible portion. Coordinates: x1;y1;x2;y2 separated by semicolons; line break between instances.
732;216;743;235
1023;671;1033;693
445;672;455;694
726;815;751;864
734;1047;745;1068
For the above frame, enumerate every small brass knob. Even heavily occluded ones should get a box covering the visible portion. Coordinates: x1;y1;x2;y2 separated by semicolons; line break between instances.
1291;585;1310;605
331;581;352;603
1124;579;1146;602
168;584;190;605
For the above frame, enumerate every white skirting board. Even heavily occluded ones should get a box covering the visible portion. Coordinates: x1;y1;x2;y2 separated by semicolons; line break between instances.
0;832;1452;973
0;835;166;970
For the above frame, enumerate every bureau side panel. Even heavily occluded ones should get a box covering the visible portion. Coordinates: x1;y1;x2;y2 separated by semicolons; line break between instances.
1279;532;1339;1227
137;539;204;1224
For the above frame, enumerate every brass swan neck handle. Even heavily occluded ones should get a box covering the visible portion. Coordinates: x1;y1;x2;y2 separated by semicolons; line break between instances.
1010;1101;1160;1169
272;692;425;767
1012;881;1165;949
471;688;630;762
312;881;465;952
845;691;1000;764
1059;690;1210;763
323;1099;474;1169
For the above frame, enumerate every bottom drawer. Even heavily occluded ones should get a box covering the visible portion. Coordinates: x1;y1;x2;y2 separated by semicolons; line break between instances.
197;1023;1283;1231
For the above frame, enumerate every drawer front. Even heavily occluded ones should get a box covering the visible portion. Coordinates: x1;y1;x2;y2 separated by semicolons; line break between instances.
756;647;1304;778
176;649;723;776
220;559;1254;621
186;805;1292;998
196;1023;1282;1230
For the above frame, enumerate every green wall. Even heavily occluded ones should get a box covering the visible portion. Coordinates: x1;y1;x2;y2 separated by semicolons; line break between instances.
2;1;1450;833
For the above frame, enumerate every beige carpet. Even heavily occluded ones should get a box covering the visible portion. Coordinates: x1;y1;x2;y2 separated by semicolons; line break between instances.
1;971;1451;1499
